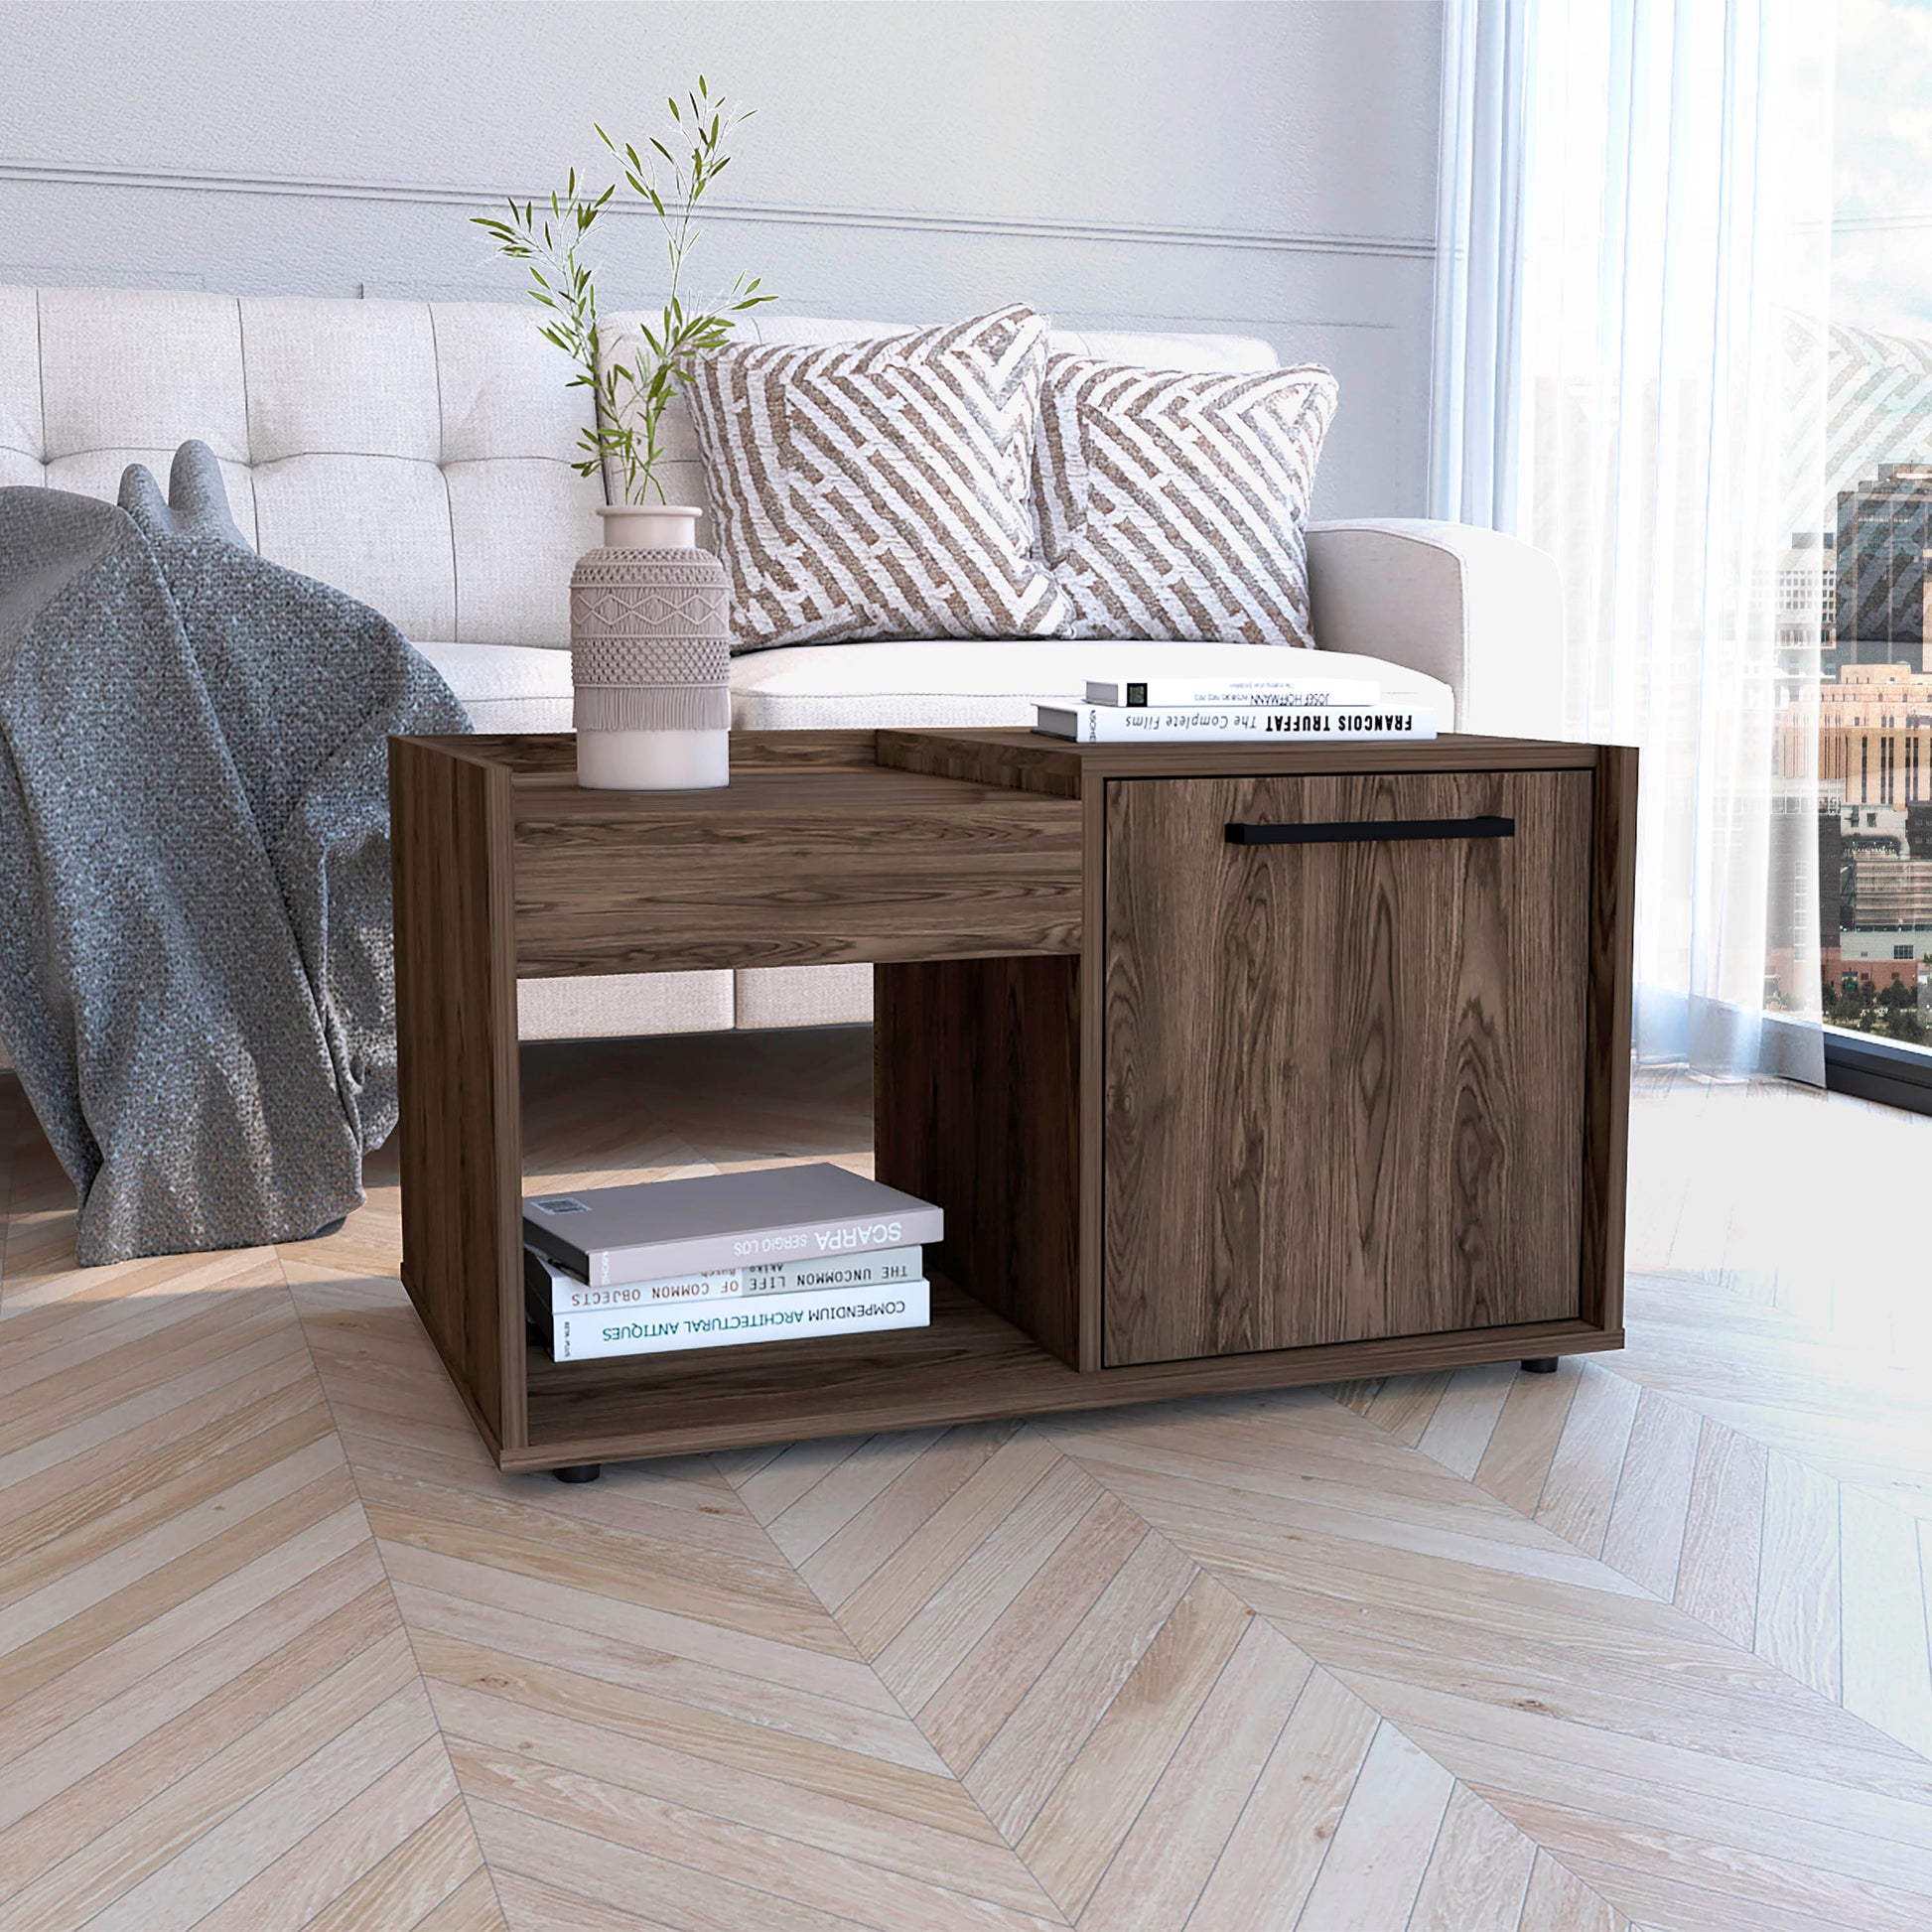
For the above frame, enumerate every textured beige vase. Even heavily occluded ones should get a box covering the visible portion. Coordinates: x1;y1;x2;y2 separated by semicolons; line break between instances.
571;505;731;790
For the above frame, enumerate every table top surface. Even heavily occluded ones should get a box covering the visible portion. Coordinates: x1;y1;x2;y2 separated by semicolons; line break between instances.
395;729;1615;819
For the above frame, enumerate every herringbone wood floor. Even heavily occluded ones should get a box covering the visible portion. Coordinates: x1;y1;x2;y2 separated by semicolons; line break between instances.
2;1034;1930;1930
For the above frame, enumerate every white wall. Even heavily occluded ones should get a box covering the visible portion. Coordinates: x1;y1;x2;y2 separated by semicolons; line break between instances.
0;0;1442;514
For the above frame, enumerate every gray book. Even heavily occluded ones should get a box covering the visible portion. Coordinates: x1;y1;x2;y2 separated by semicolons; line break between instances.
522;1162;943;1288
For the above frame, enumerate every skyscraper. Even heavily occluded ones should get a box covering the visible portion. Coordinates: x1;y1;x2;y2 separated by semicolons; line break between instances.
1835;464;1932;672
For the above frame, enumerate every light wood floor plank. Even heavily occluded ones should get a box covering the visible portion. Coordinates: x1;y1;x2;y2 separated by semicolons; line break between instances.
1671;1418;1766;1646
874;1454;1102;1714
1397;1721;1932;1923
0;1390;337;1614
1842;1484;1932;1758
415;1629;1007;1846
411;1864;511;1930
832;1428;1066;1657
0;1339;320;1540
394;1574;950;1774
0;1469;364;1720
2;1655;430;1932
1517;1848;1626;1932
1338;1667;1932;1874
0;1326;313;1522
1363;1372;1453;1446
298;1795;492;1932
796;1420;1027;1611
1285;1611;1932;1812
379;1538;902;1716
488;1867;671;1930
1473;1357;1584;1516
1406;1782;1538;1930
1535;1363;1642;1558
1599;1390;1702;1599
190;1732;460;1932
1186;1666;1380;1930
1016;1571;1250;1915
0;1431;345;1652
359;1465;854;1657
1491;1797;1929;1932
467;1795;869;1932
765;1426;951;1565
1075;1613;1310;1929
1416;1362;1519;1478
1292;1720;1455;1930
1755;1449;1844;1703
432;1675;1057;1915
0;1496;372;1771
962;1524;1195;1840
0;1575;398;1894
452;1735;1064;1932
917;1493;1148;1774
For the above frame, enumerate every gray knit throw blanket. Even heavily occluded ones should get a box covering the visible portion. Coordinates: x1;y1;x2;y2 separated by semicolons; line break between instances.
0;443;471;1264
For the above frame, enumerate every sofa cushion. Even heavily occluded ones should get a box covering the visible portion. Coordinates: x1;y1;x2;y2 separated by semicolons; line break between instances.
412;639;573;735
684;307;1069;648
418;634;1454;738
1034;358;1338;650
727;639;1453;732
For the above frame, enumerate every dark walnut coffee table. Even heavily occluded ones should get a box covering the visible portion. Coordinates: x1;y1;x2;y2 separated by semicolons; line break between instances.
389;727;1636;1476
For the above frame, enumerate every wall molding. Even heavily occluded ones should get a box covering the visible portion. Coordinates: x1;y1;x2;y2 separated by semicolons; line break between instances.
0;157;1438;262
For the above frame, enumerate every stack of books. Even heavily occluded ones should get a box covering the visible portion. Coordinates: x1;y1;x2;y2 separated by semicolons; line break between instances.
1035;673;1437;744
521;1163;942;1362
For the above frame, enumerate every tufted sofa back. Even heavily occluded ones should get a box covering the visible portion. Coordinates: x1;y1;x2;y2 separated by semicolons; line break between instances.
0;287;602;647
1;286;1277;650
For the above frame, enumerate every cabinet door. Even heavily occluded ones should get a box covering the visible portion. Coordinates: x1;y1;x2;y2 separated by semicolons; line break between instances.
1102;767;1591;1367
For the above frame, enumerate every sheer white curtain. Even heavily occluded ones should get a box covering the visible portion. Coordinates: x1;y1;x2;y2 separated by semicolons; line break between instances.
1432;0;1835;1080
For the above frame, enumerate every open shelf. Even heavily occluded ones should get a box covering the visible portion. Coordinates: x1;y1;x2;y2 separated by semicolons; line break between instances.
512;1275;1613;1471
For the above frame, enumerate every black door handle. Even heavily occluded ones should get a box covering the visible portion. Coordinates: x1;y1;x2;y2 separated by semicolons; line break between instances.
1225;815;1515;846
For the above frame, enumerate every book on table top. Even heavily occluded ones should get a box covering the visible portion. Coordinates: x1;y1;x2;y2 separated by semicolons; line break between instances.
522;1162;943;1289
1035;702;1437;744
523;1243;924;1312
527;1275;931;1362
1084;675;1378;708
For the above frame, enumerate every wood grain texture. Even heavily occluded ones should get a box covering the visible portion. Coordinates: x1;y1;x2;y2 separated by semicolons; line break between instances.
874;956;1082;1366
512;769;1084;977
389;738;523;1456
391;730;1628;1474
520;1277;1612;1470
420;728;885;777
877;727;1606;795
1581;746;1638;1332
1101;767;1592;1366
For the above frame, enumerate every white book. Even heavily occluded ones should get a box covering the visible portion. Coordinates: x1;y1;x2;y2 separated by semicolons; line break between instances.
531;1278;931;1362
1084;676;1377;709
523;1244;923;1313
1035;703;1437;744
523;1162;941;1288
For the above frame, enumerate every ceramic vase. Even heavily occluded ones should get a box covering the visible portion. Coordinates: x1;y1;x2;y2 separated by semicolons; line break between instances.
571;504;730;790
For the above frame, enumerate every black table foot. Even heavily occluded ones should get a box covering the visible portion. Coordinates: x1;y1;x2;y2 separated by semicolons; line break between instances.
553;1463;603;1483
1520;1356;1560;1374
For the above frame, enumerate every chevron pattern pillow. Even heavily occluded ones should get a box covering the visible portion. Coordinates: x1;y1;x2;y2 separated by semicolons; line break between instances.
687;307;1070;649
1032;358;1339;648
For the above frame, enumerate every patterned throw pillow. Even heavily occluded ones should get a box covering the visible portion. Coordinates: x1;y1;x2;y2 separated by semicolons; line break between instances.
1032;358;1339;648
687;307;1070;648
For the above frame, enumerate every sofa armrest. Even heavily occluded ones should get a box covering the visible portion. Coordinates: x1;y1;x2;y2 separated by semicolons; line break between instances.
1306;519;1567;739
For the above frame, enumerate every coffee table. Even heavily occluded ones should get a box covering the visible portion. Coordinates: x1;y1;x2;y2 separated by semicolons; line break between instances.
390;728;1635;1476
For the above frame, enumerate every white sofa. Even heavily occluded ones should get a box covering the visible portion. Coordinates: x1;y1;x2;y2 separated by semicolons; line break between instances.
0;286;1565;1042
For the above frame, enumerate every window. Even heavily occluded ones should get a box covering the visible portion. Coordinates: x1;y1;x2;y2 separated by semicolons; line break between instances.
1805;2;1932;1078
